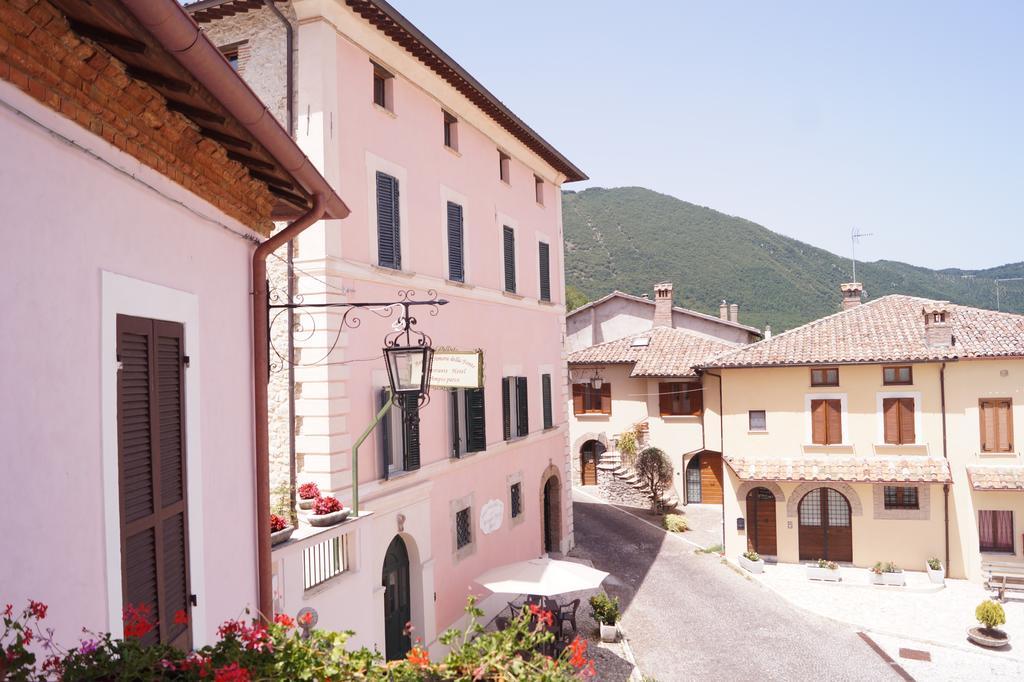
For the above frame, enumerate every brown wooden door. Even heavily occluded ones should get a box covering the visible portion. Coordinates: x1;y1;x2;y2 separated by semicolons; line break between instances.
580;440;602;486
699;453;723;504
798;488;852;562
746;487;777;555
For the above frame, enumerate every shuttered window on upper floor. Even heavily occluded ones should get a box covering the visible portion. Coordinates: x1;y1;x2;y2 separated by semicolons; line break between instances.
572;383;611;416
538;241;551;302
116;315;191;650
659;382;703;416
449;387;486;457
502;376;529;440
882;397;916;445
810;398;842;445
378;389;419;476
542;373;554;429
980;399;1014;453
447;201;464;283
376;172;400;269
502;226;516;293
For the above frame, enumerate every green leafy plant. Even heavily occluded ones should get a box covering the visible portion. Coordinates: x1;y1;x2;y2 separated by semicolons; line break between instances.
635;446;673;512
270;480;292;521
742;550;761;562
976;600;1007;631
871;561;900;574
588;593;620;626
698;543;724;555
616;425;642;469
816;559;838;570
663;514;689;533
927;557;942;571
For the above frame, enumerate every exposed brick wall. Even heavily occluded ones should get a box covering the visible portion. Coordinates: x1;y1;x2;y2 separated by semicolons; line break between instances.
0;0;276;234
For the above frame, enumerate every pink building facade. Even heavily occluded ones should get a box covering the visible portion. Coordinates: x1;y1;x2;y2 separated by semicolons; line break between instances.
192;0;586;657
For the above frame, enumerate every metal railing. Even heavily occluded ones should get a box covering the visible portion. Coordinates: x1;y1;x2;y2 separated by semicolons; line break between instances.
302;534;349;590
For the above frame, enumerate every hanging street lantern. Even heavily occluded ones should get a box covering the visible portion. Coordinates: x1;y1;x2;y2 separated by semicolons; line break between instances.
590;368;604;390
384;344;435;399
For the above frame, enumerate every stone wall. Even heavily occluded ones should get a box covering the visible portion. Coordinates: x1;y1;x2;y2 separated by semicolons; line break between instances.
0;0;276;233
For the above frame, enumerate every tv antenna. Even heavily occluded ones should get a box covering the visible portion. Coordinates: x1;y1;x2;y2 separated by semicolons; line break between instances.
850;227;873;283
995;277;1024;311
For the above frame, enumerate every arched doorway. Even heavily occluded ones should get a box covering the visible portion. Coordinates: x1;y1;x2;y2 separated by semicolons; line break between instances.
798;488;852;562
685;451;723;504
745;487;777;556
580;440;604;486
542;474;562;553
382;535;411;661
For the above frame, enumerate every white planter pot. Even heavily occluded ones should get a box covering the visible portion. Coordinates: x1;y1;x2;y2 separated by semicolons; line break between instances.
297;497;317;510
805;565;842;582
308;509;350;527
599;623;618;643
926;563;945;585
882;571;905;586
738;555;765;574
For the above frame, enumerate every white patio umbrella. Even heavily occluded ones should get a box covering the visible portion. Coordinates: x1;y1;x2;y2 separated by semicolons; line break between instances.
474;557;609;597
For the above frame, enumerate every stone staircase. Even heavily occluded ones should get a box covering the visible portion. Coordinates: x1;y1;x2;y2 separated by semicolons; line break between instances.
596;449;679;511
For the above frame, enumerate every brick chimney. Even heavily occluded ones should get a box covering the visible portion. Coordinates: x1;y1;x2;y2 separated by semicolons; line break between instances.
840;282;863;310
653;282;674;327
719;300;729;320
729;303;739;323
922;302;953;347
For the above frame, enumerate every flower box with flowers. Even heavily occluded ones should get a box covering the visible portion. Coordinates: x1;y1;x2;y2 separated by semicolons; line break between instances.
270;513;294;546
739;550;765;574
806;559;842;581
870;561;905;586
308;496;350;527
296;482;320;510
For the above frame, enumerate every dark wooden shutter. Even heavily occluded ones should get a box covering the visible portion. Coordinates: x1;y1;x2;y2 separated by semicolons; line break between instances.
376;172;401;269
659;382;673;416
883;398;900;444
516;376;529;437
402;394;420;471
446;201;464;282
600;383;612;415
572;383;584;415
825;399;842;444
449;390;461;458
811;399;827;444
502;377;512;441
542;374;553;429
538;242;551;301
379;388;392;479
503;226;516;293
688;384;704;416
465;388;487;452
898;398;915;445
117;315;191;649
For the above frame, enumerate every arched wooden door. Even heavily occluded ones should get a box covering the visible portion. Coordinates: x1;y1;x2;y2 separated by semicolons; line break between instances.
745;487;777;556
798;488;852;562
382;536;411;661
543;476;562;553
579;440;603;486
686;456;702;502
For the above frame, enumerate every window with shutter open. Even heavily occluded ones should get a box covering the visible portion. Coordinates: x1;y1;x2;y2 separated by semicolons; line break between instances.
572;383;611;415
538;242;551;302
446;201;464;282
883;397;916;444
116;315;191;649
810;399;842;445
659;382;703;416
980;399;1014;453
376;172;400;269
503;226;516;293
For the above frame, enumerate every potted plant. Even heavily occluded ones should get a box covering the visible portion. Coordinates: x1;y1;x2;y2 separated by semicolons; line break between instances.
309;495;350;527
926;557;944;585
870;561;905;586
297;482;320;510
968;600;1009;648
739;550;765;574
589;592;620;643
806;558;842;582
270;513;294;546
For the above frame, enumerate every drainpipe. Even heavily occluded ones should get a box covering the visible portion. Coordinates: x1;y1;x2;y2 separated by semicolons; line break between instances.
253;194;327;620
703;369;726;550
940;362;950;577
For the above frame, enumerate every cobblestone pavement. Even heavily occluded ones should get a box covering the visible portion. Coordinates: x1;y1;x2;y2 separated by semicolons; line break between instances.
570;490;899;681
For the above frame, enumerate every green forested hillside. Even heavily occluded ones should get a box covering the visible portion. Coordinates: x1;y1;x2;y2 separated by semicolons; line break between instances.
562;187;1024;331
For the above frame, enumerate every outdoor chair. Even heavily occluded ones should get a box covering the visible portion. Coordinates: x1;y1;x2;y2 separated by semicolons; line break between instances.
507;600;525;619
557;598;580;636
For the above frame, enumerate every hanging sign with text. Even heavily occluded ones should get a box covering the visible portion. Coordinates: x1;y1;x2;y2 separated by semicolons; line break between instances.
427;349;484;389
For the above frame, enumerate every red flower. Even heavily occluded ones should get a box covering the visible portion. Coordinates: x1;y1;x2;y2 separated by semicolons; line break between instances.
213;662;251;682
297;482;320;500
3;604;13;619
567;636;589;669
123;603;154;639
274;613;295;628
312;495;343;515
174;609;189;626
406;645;430;667
529;603;554;628
299;612;313;627
28;600;48;620
270;513;289;532
217;619;244;639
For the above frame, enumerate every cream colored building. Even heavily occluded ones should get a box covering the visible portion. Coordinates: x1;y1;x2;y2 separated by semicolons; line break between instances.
702;284;1024;580
567;283;760;505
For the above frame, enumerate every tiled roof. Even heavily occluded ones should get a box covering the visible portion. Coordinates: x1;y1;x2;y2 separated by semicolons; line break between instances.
568;326;740;378
724;454;952;484
703;295;1024;368
967;464;1024;491
566;290;762;335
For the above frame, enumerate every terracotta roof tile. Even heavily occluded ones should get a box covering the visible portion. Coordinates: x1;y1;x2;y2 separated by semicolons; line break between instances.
724;454;951;484
967;464;1024;491
568;327;739;378
703;295;1024;368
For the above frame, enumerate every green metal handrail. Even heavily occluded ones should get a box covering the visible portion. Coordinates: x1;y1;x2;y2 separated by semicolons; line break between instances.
351;393;393;515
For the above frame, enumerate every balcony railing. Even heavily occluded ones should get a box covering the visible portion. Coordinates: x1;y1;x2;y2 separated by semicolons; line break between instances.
303;534;349;590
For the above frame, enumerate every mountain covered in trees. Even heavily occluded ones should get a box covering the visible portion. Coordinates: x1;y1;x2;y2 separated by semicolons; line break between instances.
562;187;1024;331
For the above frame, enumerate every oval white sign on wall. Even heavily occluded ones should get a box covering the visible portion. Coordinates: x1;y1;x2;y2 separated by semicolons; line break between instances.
479;499;504;535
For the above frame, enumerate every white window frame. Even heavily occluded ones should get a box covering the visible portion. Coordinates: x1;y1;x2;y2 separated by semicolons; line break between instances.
497;212;519;295
804;393;849;445
875;391;922;445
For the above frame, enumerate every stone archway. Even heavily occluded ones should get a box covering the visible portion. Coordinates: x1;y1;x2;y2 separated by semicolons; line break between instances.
736;481;786;502
571;432;609;456
540;465;562;554
786;481;862;518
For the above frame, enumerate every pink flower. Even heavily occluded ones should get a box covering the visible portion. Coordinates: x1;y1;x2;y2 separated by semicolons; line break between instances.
297;482;320;500
214;662;251;682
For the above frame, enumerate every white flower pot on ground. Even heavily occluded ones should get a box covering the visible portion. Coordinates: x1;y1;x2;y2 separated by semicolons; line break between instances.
599;623;618;643
871;571;906;586
805;565;842;582
926;562;945;585
739;554;765;574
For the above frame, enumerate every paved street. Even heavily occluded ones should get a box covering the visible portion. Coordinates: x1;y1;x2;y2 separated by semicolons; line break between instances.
570;491;901;681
